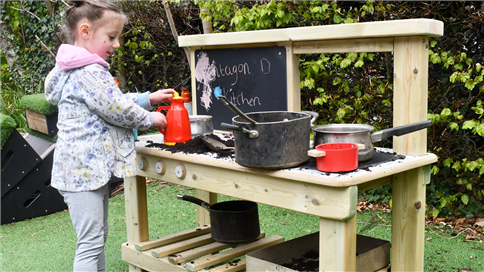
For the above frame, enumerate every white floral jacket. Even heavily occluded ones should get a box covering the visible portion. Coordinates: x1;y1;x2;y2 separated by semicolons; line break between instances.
45;63;153;192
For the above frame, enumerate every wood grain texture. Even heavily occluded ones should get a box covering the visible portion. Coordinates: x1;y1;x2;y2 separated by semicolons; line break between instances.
319;216;357;271
392;167;427;271
294;37;394;54
281;41;300;112
25;109;49;135
185;235;284;272
195;190;216;227
135;146;437;187
179;19;443;47
151;233;214;258
134;226;211;251
135;152;358;220
122;243;186;272
393;36;429;156
124;176;149;271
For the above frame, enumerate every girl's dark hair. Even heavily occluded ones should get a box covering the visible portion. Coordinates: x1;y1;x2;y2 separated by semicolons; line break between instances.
60;0;127;44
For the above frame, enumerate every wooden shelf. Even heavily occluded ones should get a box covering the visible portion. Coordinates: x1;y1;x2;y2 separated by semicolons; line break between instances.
121;226;284;272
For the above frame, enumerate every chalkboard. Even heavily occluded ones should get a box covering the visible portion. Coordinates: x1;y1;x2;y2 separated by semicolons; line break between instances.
194;46;287;130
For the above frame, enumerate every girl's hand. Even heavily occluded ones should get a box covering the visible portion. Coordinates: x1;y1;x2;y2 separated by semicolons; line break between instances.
151;112;167;128
149;89;176;104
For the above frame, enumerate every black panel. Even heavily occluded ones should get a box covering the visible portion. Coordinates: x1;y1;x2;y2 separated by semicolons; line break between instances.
194;47;287;130
1;130;41;197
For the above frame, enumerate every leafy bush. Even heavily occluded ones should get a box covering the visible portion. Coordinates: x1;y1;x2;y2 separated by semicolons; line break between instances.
197;1;484;218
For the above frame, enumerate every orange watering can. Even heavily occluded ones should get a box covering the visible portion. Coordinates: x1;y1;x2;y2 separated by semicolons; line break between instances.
157;92;192;146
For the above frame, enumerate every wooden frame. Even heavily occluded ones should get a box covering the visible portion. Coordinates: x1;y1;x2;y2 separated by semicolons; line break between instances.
124;19;443;272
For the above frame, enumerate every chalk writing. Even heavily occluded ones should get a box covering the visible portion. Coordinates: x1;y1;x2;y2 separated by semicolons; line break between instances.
195;51;217;111
216;63;251;86
222;87;261;107
260;58;270;74
194;47;287;131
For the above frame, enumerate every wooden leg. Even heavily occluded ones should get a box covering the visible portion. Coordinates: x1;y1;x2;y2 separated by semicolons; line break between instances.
195;189;217;227
319;215;357;271
392;168;426;271
124;176;149;272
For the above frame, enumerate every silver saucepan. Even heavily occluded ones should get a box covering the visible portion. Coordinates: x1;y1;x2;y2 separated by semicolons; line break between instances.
312;120;432;161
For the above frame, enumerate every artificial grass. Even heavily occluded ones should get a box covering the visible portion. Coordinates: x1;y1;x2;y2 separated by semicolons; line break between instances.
19;93;57;116
24;127;58;143
1;182;483;271
0;113;16;149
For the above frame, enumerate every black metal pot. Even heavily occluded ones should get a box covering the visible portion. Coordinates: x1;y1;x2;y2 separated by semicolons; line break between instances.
221;111;318;169
177;195;260;243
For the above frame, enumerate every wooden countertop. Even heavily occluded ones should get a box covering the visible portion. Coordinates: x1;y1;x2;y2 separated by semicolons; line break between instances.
135;134;437;188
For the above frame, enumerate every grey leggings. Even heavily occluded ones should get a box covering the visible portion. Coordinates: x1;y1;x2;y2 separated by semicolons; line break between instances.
59;183;109;272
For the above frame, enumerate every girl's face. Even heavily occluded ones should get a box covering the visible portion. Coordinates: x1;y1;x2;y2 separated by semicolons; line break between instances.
82;10;124;60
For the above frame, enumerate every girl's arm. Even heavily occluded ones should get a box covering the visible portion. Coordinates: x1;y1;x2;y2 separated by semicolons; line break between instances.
80;65;153;130
128;89;175;110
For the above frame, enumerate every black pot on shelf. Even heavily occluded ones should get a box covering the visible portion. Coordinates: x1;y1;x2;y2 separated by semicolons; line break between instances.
177;194;260;243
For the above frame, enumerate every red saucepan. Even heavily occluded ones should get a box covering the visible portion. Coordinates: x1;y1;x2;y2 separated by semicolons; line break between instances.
308;143;360;172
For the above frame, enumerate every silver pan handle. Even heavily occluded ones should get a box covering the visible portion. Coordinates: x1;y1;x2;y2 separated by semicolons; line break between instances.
371;120;432;143
301;111;319;127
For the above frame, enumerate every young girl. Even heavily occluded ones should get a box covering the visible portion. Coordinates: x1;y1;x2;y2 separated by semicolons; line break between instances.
44;1;174;271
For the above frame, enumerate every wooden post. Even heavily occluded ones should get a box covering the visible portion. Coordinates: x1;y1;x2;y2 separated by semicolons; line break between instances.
392;168;426;271
124;176;149;272
195;190;216;227
319;215;357;271
392;36;429;271
280;41;300;112
393;36;429;155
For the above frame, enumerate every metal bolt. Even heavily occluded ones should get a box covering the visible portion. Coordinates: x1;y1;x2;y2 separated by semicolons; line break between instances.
45;210;48;212
426;45;428;49
192;175;197;180
305;183;308;187
413;68;419;74
17;187;19;189
415;201;422;210
422;38;425;43
235;184;239;189
7;184;10;187
264;189;268;192
305;195;309;199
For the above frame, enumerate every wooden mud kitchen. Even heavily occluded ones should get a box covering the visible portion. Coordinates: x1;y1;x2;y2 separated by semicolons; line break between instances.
121;19;444;271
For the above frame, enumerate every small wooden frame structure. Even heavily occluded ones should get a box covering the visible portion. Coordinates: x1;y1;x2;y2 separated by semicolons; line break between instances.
122;19;443;271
